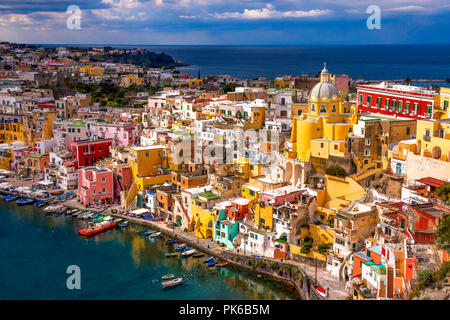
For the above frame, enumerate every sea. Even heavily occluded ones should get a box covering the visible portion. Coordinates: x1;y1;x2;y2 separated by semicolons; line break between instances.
42;44;450;85
107;44;450;85
0;200;299;300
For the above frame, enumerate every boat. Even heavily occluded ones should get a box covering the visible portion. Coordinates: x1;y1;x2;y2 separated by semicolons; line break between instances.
78;221;117;237
119;220;129;228
165;252;178;258
35;200;45;207
215;262;228;268
166;239;177;244
55;207;67;214
207;260;217;267
144;230;155;236
316;287;327;298
92;215;105;222
71;210;82;218
162;274;175;280
162;277;183;289
44;205;63;213
17;198;35;206
203;256;214;263
83;212;95;220
192;253;205;258
4;195;17;202
175;243;187;251
181;249;196;258
149;232;161;238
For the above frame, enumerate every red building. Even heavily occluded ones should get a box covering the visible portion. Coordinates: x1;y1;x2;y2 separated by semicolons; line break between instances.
357;82;438;120
71;137;113;168
37;97;56;111
77;166;113;206
225;198;250;222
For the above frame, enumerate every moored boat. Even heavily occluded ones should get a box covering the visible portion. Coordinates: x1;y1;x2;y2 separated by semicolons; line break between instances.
162;277;183;289
35;200;45;207
215;262;228;268
119;220;129;228
192;252;205;258
316;287;327;298
175;243;187;251
207;260;217;267
181;249;196;258
144;230;155;236
78;221;117;237
17;198;35;206
166;239;177;244
162;274;175;280
203;256;214;263
149;231;161;238
4;195;17;202
165;252;178;258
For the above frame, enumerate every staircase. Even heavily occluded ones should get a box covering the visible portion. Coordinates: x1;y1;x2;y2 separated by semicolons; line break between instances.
123;182;137;209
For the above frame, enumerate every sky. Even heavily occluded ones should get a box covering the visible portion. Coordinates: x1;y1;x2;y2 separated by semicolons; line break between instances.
0;0;450;45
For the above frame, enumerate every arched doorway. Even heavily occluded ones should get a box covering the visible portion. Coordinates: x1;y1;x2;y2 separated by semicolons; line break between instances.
432;146;442;160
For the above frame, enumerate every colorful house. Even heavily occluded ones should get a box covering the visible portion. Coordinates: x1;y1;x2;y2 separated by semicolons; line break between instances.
214;201;241;249
77;166;113;205
71;137;113;168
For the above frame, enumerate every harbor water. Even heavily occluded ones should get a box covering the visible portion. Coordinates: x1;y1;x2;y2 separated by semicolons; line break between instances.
0;200;299;300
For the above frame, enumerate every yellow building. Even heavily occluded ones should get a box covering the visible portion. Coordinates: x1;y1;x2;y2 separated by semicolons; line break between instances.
287;64;358;162
79;65;104;76
416;118;450;162
190;193;219;239
128;145;171;191
315;174;366;224
274;76;291;89
433;87;449;119
253;203;273;229
120;74;143;87
188;79;203;87
0;122;25;143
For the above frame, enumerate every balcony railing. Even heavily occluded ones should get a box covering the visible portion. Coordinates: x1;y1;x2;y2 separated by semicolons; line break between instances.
423;135;431;141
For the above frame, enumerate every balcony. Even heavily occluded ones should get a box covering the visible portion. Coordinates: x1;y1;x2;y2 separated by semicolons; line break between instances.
423;135;431;142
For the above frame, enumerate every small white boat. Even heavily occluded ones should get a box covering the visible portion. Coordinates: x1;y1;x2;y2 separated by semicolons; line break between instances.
149;232;161;238
162;277;183;289
181;249;196;258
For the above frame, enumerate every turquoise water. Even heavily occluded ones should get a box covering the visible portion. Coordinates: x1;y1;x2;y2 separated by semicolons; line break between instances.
0;200;299;300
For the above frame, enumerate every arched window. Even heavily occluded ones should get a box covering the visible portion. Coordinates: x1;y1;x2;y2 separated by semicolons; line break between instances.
311;104;315;112
320;105;327;113
332;105;337;113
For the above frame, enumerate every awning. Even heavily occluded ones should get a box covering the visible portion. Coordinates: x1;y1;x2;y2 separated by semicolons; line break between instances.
131;208;150;215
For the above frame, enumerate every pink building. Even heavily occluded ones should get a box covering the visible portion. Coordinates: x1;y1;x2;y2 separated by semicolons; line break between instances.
77;166;114;205
260;186;304;206
90;123;137;147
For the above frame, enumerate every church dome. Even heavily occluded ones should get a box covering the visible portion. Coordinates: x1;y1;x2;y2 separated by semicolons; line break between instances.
309;82;339;100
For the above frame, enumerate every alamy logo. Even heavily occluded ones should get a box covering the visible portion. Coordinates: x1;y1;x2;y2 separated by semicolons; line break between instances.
66;5;81;30
66;265;81;289
366;5;381;30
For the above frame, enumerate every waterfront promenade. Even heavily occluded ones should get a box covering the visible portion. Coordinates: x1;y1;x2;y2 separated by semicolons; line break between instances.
107;211;347;300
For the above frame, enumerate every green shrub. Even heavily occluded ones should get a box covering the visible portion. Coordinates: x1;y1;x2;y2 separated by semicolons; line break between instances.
324;165;347;178
418;269;434;286
301;242;312;254
318;243;332;254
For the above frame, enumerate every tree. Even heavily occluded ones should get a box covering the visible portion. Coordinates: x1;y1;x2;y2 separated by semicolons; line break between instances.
417;269;434;286
435;182;450;204
403;77;412;85
436;215;450;254
324;164;347;178
222;82;239;93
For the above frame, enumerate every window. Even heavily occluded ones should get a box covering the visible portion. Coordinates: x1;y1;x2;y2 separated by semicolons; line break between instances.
397;101;403;113
311;104;315;112
405;101;411;113
365;138;370;146
444;100;449;111
406;127;410;135
391;99;396;111
364;149;371;156
413;102;419;115
320;143;324;148
334;144;338;150
332;105;337;113
367;95;372;106
320;105;327;113
385;98;390;110
102;177;106;183
376;97;381;108
359;94;363;105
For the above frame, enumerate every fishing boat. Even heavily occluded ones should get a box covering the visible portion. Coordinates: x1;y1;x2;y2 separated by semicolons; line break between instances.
203;256;214;263
215;262;228;268
165;252;178;258
166;239;177;244
181;249;196;258
71;210;82;218
149;232;161;238
144;230;155;236
316;287;327;298
162;277;183;289
192;252;205;258
119;220;129;228
92;215;105;222
17;198;35;206
207;260;217;267
83;212;95;220
44;204;63;213
4;195;17;202
175;243;187;251
78;221;117;237
161;274;175;280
